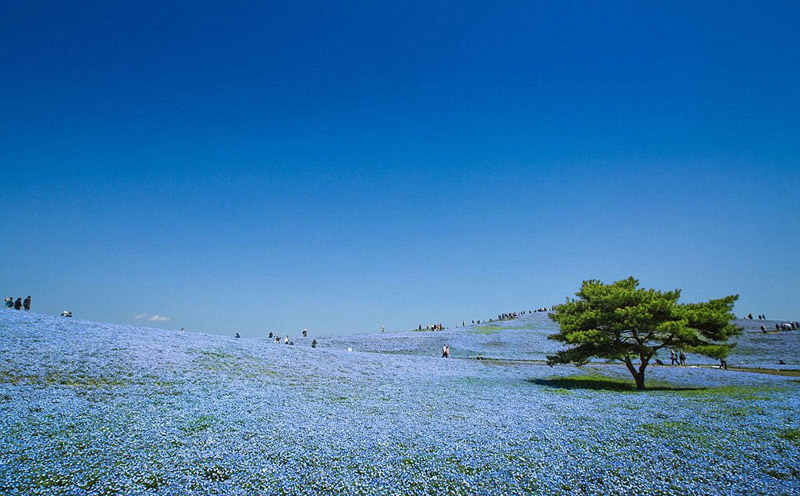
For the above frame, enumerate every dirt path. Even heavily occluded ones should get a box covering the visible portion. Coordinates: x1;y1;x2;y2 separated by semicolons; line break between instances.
469;357;800;376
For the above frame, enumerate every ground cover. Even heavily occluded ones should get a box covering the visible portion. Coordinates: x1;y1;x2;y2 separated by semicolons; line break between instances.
1;309;798;495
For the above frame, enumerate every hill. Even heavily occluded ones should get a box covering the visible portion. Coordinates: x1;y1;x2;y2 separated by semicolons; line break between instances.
320;312;800;369
1;309;798;495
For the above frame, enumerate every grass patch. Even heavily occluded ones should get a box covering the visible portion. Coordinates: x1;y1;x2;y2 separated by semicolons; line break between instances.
459;376;495;387
674;385;781;400
638;420;706;439
203;465;231;482
471;323;542;334
182;415;217;434
138;474;167;490
34;472;72;488
529;374;697;392
509;323;543;331
779;428;800;444
636;420;734;451
198;348;237;360
729;367;800;377
0;369;132;388
0;369;36;385
472;325;505;335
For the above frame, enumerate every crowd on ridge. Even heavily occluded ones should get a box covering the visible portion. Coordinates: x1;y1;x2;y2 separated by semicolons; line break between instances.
419;323;445;331
415;306;554;333
265;330;317;348
4;296;31;311
498;308;550;321
764;322;799;332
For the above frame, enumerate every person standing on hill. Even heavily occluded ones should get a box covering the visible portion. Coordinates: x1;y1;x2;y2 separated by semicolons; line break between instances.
23;296;31;311
13;298;22;310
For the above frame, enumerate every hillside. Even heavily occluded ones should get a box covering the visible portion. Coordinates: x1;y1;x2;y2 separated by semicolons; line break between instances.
1;309;798;495
320;312;799;369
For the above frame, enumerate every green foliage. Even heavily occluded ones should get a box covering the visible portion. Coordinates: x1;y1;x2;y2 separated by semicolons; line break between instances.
472;324;506;334
779;428;800;444
548;277;740;389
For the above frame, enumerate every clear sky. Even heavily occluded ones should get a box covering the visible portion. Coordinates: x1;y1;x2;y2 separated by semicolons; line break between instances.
2;1;798;336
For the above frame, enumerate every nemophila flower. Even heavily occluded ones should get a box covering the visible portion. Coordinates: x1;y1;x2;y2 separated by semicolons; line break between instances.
0;309;798;495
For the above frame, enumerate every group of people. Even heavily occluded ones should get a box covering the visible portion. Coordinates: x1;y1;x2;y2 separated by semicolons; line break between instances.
669;349;687;366
4;296;31;311
266;330;317;348
419;323;445;331
415;305;555;333
746;313;767;320
269;332;294;345
498;309;546;321
411;305;560;338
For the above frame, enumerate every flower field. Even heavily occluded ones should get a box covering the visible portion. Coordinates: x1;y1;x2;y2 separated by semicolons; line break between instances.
1;309;798;495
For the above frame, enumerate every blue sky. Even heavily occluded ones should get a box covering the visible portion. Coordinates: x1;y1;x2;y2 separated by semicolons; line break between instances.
2;1;798;336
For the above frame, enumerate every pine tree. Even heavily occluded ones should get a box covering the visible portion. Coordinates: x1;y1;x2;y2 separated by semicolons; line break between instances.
548;277;740;390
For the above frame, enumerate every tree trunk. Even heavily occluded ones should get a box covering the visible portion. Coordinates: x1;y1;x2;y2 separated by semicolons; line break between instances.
623;356;646;390
634;370;645;390
637;354;650;391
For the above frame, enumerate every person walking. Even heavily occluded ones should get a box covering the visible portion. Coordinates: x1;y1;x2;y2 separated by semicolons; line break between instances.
23;296;31;311
442;344;448;358
679;351;686;366
13;298;22;310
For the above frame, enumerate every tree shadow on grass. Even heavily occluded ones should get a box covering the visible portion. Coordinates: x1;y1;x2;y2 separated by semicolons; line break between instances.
528;375;703;392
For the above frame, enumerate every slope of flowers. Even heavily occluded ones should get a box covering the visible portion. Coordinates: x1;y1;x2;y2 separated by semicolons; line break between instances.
321;313;800;368
1;309;798;495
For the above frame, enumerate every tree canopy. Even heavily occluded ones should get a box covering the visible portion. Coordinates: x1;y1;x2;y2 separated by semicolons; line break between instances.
548;277;740;390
